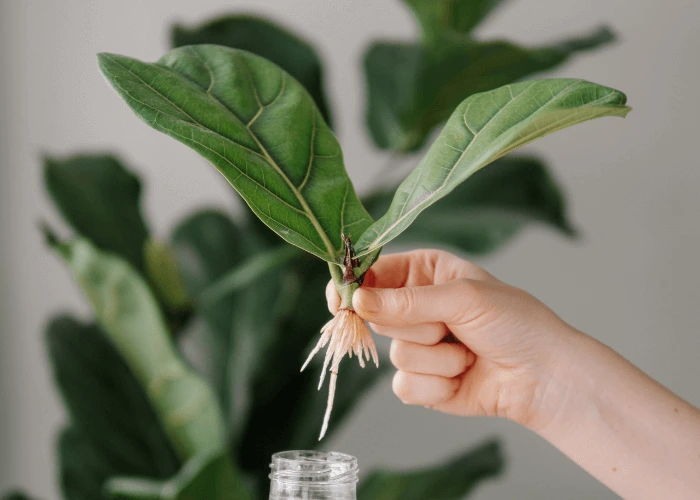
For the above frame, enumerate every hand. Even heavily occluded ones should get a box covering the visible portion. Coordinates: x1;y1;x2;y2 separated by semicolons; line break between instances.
326;249;579;430
328;249;700;499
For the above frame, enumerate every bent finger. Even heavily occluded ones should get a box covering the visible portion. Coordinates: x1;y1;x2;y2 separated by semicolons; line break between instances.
370;322;448;345
364;249;493;289
392;371;460;406
390;340;475;377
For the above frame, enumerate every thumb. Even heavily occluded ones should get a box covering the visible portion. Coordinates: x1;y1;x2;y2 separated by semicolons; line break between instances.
353;279;479;327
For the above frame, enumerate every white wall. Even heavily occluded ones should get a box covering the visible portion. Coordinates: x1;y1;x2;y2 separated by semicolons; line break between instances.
1;0;699;498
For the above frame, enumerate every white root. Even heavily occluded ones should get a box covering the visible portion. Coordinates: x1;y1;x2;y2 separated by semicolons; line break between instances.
300;308;379;440
319;370;337;441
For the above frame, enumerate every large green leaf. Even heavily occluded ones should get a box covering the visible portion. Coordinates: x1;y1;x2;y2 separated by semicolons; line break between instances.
44;154;149;270
356;78;630;255
363;155;574;254
48;315;180;500
365;27;615;152
171;210;244;414
403;0;510;41
172;211;292;435
171;15;333;126
46;231;226;460
358;439;503;500
171;210;295;444
106;451;252;500
98;46;373;264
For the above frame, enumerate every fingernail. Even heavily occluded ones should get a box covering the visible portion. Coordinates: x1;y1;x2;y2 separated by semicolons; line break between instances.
355;288;382;313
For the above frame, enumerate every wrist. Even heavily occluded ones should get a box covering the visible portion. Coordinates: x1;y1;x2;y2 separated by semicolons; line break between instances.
522;327;604;434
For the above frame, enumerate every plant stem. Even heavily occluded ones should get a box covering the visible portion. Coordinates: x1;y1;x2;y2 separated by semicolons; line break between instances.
328;262;357;309
328;247;382;310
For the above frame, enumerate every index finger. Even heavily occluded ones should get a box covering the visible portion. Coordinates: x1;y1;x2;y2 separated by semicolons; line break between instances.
363;249;493;289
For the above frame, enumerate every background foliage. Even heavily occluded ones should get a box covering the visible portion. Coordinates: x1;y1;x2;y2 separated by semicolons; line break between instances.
2;1;618;498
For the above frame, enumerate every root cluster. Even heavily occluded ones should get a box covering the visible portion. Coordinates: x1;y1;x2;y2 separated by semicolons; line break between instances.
301;308;378;440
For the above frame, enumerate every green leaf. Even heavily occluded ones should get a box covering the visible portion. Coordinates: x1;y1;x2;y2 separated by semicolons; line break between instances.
198;244;301;307
46;232;226;460
44;154;149;270
144;239;191;311
98;46;373;264
356;78;630;255
365;27;616;152
47;315;180;499
171;15;333;127
58;426;120;500
106;451;253;500
403;0;509;41
170;210;294;443
358;439;504;500
363;155;574;254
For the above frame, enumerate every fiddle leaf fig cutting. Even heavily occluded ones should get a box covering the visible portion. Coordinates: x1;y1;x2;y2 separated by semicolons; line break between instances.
99;44;629;439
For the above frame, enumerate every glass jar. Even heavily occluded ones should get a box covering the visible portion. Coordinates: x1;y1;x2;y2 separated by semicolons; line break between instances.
268;450;358;500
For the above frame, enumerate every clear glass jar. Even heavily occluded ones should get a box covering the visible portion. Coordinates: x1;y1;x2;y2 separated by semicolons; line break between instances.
268;450;358;500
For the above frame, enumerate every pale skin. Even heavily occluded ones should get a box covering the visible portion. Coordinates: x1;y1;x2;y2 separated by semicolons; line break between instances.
326;249;700;500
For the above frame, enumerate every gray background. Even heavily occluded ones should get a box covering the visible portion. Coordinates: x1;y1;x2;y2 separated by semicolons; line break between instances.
1;0;699;498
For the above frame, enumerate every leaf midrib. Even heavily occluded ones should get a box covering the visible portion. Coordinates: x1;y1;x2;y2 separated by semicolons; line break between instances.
105;53;338;260
187;48;337;259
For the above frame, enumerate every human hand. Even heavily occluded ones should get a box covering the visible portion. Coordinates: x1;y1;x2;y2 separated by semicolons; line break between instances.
326;249;580;431
329;249;700;499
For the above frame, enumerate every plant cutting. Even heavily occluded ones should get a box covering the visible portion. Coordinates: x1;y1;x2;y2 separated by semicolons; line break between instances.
2;2;631;499
97;44;630;440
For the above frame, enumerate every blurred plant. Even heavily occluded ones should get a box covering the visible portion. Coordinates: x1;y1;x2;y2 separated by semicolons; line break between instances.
2;2;629;499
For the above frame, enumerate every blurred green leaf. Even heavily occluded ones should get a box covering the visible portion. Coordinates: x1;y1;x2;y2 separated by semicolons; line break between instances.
171;15;333;126
144;239;191;311
171;210;295;444
44;154;149;270
358;439;504;499
106;451;253;500
46;232;226;460
47;315;180;500
58;426;121;500
363;156;575;254
98;46;373;264
404;0;510;41
356;79;629;256
198;244;301;307
365;26;616;152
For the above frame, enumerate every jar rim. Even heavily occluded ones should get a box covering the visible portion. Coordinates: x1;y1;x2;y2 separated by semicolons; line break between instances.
269;450;359;486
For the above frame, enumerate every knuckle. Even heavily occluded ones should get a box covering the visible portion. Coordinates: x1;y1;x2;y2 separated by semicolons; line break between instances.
391;287;416;316
450;278;486;322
